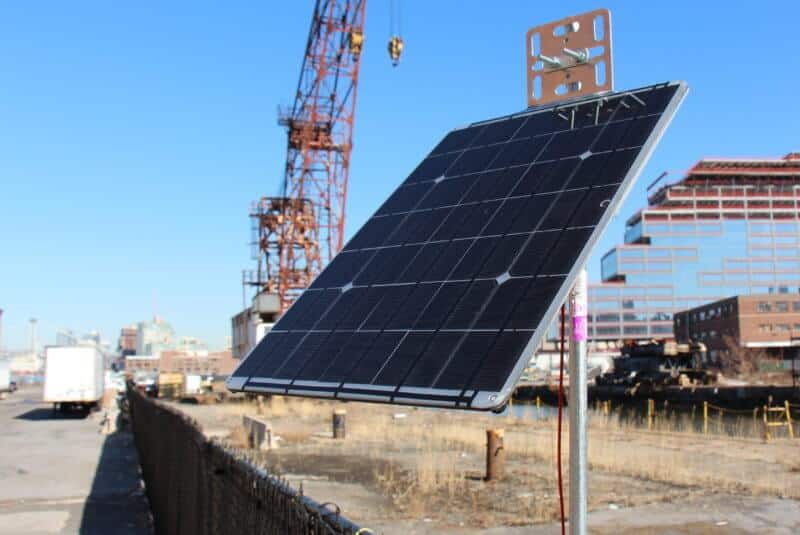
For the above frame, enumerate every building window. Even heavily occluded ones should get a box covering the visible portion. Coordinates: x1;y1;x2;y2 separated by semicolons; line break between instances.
596;326;620;336
775;301;789;312
757;302;772;313
775;324;790;333
623;326;648;335
793;302;800;312
793;324;800;331
758;324;770;333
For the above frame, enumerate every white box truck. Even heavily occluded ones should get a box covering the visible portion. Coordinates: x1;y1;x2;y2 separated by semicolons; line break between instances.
0;360;10;399
43;346;105;412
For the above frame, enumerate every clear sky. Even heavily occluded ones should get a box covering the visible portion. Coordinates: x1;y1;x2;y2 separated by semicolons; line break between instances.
1;1;798;350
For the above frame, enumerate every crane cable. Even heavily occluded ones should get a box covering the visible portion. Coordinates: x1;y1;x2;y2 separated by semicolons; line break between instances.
388;0;404;66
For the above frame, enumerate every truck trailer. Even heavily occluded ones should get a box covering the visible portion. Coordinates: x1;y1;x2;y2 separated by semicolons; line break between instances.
0;359;10;398
43;346;105;413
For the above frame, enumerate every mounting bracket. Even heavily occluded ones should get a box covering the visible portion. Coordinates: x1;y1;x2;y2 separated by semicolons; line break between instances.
526;8;613;107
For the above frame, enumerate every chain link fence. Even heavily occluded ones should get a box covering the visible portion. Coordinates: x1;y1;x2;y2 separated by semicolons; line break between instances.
127;386;364;535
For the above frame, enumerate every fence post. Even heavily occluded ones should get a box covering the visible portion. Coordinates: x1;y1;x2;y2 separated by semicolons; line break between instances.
485;429;505;481
536;396;541;409
647;398;655;430
785;400;795;439
332;409;346;439
703;401;708;435
763;404;770;442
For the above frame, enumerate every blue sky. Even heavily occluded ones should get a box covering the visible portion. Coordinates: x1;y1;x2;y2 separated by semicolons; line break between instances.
1;1;798;350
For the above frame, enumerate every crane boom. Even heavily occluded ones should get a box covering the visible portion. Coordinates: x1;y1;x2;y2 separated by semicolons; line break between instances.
245;0;367;312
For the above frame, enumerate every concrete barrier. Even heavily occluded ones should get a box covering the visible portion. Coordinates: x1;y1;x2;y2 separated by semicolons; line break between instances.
242;414;274;450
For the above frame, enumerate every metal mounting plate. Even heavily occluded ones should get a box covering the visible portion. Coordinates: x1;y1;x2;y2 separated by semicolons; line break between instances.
526;8;613;107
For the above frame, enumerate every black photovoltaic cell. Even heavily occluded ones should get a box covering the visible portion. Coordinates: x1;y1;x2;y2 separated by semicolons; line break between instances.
228;82;687;410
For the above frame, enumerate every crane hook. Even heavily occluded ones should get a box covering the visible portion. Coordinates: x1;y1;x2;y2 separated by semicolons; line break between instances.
388;35;404;67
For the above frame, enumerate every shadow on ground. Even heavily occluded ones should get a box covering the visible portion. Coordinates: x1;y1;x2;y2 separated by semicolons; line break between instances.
78;413;153;535
14;408;90;421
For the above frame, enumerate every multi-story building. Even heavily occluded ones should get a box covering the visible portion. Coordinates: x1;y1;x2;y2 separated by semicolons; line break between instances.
55;329;79;346
125;350;237;376
674;295;800;376
589;153;800;342
118;326;138;356
135;316;175;356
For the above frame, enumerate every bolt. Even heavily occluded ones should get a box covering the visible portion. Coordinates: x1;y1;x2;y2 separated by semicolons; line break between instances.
538;54;562;68
563;47;589;63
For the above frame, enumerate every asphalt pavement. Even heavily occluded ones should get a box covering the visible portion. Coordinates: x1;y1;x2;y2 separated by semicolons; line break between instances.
0;387;152;534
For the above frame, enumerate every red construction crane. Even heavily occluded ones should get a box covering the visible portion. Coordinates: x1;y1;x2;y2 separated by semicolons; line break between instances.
243;0;363;312
243;0;405;314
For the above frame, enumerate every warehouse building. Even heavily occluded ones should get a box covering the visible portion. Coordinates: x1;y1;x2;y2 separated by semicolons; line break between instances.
674;294;800;362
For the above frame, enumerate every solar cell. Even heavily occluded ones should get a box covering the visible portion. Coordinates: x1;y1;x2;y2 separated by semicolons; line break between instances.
228;81;688;410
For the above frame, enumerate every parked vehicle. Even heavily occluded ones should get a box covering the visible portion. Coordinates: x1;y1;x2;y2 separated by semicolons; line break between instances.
43;346;105;413
0;360;11;398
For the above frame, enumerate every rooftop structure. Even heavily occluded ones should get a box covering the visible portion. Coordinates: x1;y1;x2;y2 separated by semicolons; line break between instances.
589;153;800;341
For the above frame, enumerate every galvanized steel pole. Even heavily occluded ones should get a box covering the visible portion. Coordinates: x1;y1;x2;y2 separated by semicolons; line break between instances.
569;269;588;535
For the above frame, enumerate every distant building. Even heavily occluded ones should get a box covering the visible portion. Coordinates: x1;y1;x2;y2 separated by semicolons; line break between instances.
674;295;800;367
6;350;42;374
175;336;207;353
56;329;79;346
135;316;175;356
160;350;237;376
124;355;159;374
118;326;138;356
589;153;800;342
81;330;103;346
124;349;237;376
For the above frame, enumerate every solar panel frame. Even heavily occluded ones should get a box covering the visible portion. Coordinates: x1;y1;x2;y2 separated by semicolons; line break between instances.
227;81;688;410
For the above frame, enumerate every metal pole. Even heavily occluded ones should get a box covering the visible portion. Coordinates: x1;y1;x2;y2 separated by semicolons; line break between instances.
568;269;588;535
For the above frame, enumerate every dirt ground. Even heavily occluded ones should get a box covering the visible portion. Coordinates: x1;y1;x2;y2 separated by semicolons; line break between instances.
173;396;800;534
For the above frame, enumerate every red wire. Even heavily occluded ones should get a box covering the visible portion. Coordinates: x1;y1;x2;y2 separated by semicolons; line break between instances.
557;304;566;535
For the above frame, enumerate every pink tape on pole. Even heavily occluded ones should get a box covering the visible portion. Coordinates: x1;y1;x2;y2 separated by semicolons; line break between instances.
572;281;588;341
572;315;588;342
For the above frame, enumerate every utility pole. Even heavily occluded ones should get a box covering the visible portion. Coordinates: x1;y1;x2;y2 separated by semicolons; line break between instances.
29;318;38;356
569;269;588;535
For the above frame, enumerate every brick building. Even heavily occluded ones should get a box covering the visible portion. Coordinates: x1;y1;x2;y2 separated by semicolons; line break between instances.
118;326;138;356
674;294;800;369
125;350;237;376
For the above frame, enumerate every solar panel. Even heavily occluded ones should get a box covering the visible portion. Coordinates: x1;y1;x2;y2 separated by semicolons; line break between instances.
227;81;688;410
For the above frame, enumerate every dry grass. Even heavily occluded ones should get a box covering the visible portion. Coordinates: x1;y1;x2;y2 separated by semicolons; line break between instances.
184;395;800;526
346;402;800;504
226;424;249;448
